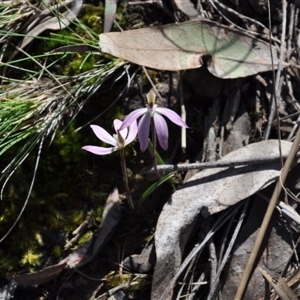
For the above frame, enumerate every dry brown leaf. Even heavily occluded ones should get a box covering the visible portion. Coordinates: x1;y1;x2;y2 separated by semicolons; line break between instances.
13;261;67;287
99;20;285;78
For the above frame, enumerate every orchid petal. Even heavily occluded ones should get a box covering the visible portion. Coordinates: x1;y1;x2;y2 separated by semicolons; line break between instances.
125;120;138;145
82;145;116;155
113;119;122;130
153;113;169;150
113;119;128;140
90;125;116;146
119;108;147;130
156;107;188;128
138;113;151;152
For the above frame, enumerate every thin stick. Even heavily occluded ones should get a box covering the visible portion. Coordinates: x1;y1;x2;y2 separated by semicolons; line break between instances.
179;71;187;152
208;201;249;300
234;124;300;300
264;0;287;140
141;151;300;174
142;66;163;101
210;0;281;42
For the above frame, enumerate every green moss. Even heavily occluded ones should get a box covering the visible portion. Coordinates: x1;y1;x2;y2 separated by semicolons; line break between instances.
0;120;109;274
62;52;97;76
77;231;93;245
115;4;128;29
54;122;82;164
20;249;43;269
34;232;44;246
104;272;146;292
52;245;63;258
78;3;104;34
105;272;132;287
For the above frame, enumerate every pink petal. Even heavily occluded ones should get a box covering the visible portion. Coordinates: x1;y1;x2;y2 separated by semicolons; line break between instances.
119;108;147;131
90;125;116;146
153;113;169;150
156;107;188;128
82;145;116;155
113;119;128;140
125;120;138;145
138;114;151;152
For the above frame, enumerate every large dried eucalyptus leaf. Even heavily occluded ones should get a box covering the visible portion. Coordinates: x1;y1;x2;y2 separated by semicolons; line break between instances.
151;140;293;300
99;20;283;78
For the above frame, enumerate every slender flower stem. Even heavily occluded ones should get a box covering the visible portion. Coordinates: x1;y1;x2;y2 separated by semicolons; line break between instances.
119;149;134;209
151;118;161;178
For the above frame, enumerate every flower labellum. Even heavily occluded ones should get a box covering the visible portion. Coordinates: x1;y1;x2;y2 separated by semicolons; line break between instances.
119;90;188;151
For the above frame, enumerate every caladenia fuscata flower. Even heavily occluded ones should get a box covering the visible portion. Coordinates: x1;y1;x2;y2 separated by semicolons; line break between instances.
120;90;188;151
119;90;188;176
82;119;137;209
82;119;137;155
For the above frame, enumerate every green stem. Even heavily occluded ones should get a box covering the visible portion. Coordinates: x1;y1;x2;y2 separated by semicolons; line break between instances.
119;149;134;209
151;118;161;178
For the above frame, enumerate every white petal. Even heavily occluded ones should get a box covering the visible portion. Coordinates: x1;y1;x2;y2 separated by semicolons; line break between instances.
125;120;138;145
114;119;128;140
82;145;117;155
90;125;116;146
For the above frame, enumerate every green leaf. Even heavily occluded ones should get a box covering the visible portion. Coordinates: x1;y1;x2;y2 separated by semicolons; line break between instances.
141;172;174;202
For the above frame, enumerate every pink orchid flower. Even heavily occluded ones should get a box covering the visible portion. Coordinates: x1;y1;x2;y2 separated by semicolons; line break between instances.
82;119;137;155
119;90;188;151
